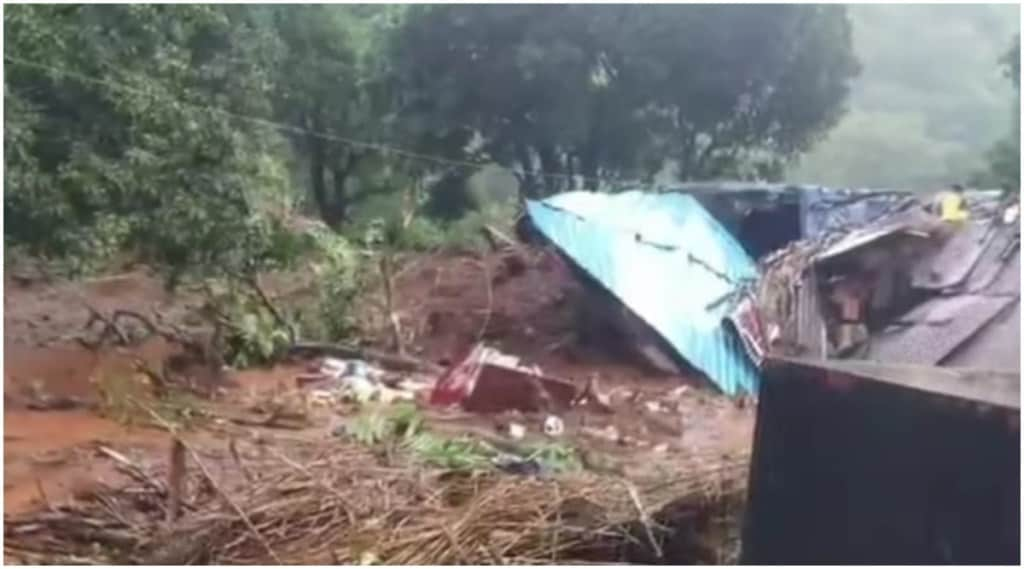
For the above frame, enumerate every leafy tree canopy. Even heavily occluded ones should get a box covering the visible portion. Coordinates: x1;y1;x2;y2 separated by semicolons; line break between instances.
392;5;859;196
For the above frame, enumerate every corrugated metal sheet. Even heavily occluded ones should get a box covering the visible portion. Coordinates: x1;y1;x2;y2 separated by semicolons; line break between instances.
964;225;1020;294
943;236;1020;370
795;270;827;359
984;248;1021;295
865;294;1016;365
911;222;995;291
815;222;917;261
943;301;1020;371
525;191;760;396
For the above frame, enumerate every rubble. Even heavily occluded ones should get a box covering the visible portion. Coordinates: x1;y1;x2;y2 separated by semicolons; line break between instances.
296;357;429;407
753;190;1019;370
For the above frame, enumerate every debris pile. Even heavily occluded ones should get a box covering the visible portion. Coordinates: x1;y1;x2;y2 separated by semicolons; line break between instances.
754;191;1020;369
296;357;431;406
3;435;749;565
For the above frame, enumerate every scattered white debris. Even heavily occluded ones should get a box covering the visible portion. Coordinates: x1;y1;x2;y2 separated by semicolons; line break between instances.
507;422;527;440
299;357;422;408
542;415;564;437
665;385;691;400
1003;204;1019;225
643;400;662;414
307;389;338;408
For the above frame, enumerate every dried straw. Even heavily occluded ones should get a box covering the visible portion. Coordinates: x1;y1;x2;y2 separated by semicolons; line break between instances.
4;435;749;565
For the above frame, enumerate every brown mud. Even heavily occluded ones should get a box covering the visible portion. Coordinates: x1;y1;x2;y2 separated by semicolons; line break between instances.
3;248;754;517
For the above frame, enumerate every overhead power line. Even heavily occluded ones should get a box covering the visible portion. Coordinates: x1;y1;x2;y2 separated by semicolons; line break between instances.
4;54;628;188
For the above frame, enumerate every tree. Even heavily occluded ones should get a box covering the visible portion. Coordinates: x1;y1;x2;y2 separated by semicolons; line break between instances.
973;35;1020;191
392;5;859;197
4;5;295;277
791;5;1019;189
262;5;409;228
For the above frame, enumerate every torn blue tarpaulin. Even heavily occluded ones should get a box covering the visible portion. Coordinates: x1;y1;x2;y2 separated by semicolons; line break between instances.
526;190;762;396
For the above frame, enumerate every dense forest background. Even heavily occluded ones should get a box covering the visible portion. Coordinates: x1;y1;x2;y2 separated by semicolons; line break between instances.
791;4;1020;189
4;4;1020;280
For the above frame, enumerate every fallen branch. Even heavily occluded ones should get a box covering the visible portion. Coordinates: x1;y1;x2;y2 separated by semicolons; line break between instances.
79;303;130;348
623;479;664;560
228;438;255;484
264;447;357;526
96;445;166;497
246;274;297;345
222;408;308;430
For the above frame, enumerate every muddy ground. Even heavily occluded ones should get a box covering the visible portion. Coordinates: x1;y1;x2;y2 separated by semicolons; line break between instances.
3;247;754;519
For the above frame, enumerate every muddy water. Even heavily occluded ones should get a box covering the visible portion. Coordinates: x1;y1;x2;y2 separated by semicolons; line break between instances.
3;264;757;518
2;340;308;515
3;410;167;514
5;339;178;402
3;331;178;514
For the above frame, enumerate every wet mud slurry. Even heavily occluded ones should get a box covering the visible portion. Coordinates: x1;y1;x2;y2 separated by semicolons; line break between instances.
3;253;755;516
3;273;180;514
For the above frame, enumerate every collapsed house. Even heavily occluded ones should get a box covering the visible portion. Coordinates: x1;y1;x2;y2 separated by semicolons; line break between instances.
523;183;1019;398
756;190;1020;370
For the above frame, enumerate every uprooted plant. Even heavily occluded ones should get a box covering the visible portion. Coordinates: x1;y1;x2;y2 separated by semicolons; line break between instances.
167;224;365;369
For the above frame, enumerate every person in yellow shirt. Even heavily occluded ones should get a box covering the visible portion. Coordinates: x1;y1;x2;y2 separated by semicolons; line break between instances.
939;184;969;223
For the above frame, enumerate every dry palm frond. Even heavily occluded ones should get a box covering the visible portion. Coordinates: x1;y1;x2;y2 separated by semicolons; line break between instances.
4;435;749;565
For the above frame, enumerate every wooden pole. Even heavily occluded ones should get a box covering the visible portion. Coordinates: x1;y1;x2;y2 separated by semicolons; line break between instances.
166;438;186;523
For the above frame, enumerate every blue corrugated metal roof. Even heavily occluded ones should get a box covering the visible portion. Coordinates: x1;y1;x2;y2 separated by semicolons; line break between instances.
526;190;761;396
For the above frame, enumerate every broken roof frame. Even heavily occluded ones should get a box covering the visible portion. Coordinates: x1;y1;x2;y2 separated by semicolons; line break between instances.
763;195;1020;371
526;190;763;396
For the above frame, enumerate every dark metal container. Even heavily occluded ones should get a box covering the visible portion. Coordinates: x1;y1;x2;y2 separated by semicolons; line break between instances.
741;357;1020;564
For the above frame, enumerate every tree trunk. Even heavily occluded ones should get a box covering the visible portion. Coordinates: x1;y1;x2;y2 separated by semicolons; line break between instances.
329;165;349;225
537;145;562;196
307;113;338;227
515;144;541;199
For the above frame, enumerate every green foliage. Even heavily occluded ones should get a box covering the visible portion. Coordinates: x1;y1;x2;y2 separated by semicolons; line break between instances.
208;226;361;364
517;442;583;474
216;285;294;368
306;229;363;341
392;5;859;193
263;5;410;227
14;3;1013;297
4;4;296;278
345;403;581;473
346;402;492;469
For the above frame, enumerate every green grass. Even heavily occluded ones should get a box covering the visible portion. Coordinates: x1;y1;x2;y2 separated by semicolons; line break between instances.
342;403;583;473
